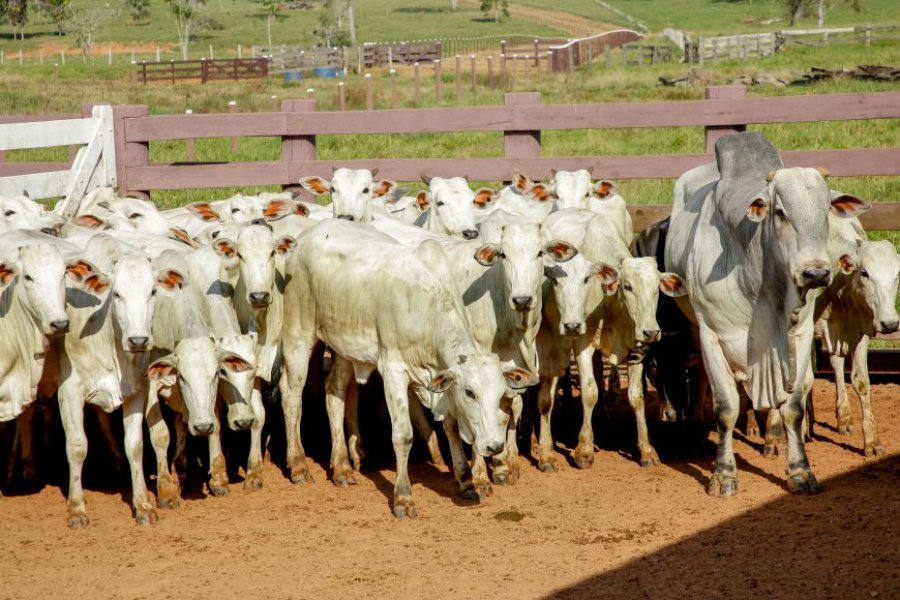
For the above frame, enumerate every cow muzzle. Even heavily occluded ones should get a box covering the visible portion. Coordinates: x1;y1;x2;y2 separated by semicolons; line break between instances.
562;322;584;336
248;291;271;308
48;319;70;336
336;214;355;221
511;295;533;311
799;267;831;289
462;229;479;240
878;319;900;334
191;421;215;436
126;336;150;352
484;440;505;457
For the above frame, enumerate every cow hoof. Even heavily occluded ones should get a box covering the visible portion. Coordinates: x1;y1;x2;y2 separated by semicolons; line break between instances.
837;423;854;435
393;498;418;519
290;468;314;485
333;471;358;488
707;474;738;498
573;451;595;470
243;476;263;491
762;441;779;458
787;473;821;495
474;479;494;499
538;460;558;473
640;451;662;468
460;487;480;501
157;495;181;510
746;423;760;438
135;507;159;526
67;511;90;529
865;444;886;457
209;484;229;497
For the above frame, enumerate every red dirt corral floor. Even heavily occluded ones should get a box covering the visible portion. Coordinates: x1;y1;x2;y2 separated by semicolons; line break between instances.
1;380;899;599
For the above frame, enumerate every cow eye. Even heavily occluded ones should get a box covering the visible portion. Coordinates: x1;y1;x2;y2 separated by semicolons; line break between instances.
236;252;243;260
774;207;786;218
218;367;227;376
362;187;370;194
129;213;141;219
23;274;33;282
114;292;122;300
623;283;633;292
537;250;544;258
583;276;590;284
860;270;869;278
465;388;476;399
4;210;14;216
270;250;276;257
231;208;240;214
150;289;157;297
435;201;445;207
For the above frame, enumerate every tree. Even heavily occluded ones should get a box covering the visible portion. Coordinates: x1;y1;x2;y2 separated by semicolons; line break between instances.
163;0;207;59
126;0;151;24
2;0;28;40
36;0;71;35
451;0;458;10
68;6;118;59
782;0;862;27
480;0;509;23
261;0;286;51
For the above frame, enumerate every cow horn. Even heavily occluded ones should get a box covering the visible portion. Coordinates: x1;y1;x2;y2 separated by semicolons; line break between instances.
816;166;830;178
421;174;433;186
370;168;379;177
766;170;776;183
331;165;338;174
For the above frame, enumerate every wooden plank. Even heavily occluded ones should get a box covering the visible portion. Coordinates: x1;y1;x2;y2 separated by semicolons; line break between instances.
128;161;290;190
0;170;70;198
125;112;289;142
0;117;98;151
781;148;900;177
0;162;71;176
0;114;79;125
504;93;541;168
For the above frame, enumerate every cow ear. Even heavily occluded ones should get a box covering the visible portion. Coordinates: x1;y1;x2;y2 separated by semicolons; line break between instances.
838;254;856;275
187;202;221;222
73;214;107;229
276;235;297;256
473;188;497;208
659;272;687;297
148;356;177;386
544;239;578;263
830;194;870;219
416;191;431;211
299;176;331;195
65;259;98;282
0;262;18;289
213;238;236;259
80;273;110;295
747;196;768;222
292;202;310;217
527;183;554;202
592;180;616;198
169;227;198;248
219;352;254;373
372;180;397;198
592;262;619;295
474;243;502;267
550;168;558;177
157;269;186;291
503;367;539;391
427;369;458;394
513;170;532;193
263;199;292;220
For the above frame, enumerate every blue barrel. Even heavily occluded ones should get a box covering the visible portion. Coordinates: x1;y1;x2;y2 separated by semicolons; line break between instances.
283;70;304;83
312;66;338;79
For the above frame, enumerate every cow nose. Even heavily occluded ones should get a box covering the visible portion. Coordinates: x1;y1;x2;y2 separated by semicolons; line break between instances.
880;319;900;334
462;229;479;240
193;422;215;436
50;319;70;334
40;227;59;236
642;329;661;342
485;441;504;456
234;417;254;431
512;295;533;310
249;291;271;307
127;336;150;352
563;322;581;334
250;218;267;226
336;214;355;221
801;268;831;287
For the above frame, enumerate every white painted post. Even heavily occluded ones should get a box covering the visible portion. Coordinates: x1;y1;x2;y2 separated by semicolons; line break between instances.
19;50;23;66
156;46;161;61
61;50;65;65
108;47;113;66
238;44;243;59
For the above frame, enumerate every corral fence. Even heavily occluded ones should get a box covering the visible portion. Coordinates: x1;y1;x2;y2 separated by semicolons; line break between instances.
548;30;645;72
131;58;269;85
252;42;443;73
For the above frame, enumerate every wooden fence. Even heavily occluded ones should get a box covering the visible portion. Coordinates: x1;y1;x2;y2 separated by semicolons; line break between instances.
694;32;780;64
549;30;645;72
132;58;268;84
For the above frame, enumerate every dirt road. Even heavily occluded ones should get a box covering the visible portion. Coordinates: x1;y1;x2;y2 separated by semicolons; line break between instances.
1;380;898;599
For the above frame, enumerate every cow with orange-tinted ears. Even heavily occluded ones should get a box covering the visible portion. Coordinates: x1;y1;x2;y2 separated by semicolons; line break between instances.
550;169;633;244
474;170;556;224
412;175;491;239
299;167;398;223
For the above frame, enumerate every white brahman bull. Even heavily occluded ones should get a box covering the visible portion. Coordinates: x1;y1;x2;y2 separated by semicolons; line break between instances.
665;132;869;496
299;168;398;223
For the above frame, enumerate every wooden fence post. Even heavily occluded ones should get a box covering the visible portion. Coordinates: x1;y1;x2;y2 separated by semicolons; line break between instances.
455;54;462;99
704;86;747;153
503;92;542;182
270;95;278;112
184;109;195;161
201;57;208;83
470;54;477;89
338;82;346;111
112;105;151;200
365;73;373;110
487;55;494;88
500;53;507;83
170;60;176;85
401;67;408;108
435;59;442;101
281;98;317;197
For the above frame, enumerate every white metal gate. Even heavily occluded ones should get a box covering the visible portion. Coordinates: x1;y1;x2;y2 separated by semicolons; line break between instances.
0;105;116;216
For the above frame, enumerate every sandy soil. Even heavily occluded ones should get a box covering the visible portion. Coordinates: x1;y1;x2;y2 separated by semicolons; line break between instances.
1;379;898;599
21;42;174;59
457;0;615;37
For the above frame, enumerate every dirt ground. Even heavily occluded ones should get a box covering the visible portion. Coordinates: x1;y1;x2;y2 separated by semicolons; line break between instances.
1;379;898;600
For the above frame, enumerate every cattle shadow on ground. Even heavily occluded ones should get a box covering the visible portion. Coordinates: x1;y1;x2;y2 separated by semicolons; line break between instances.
543;454;900;600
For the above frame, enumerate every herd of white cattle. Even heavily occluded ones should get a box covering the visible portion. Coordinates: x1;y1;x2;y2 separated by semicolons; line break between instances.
0;131;897;527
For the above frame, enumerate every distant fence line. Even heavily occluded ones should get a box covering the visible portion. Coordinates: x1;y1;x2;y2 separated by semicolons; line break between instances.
131;58;269;85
